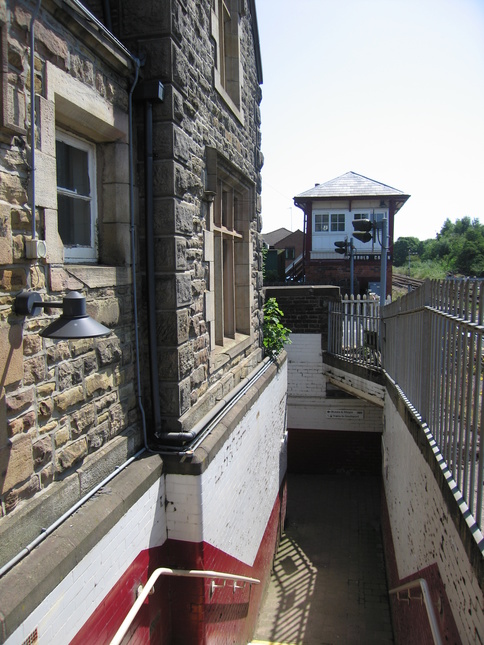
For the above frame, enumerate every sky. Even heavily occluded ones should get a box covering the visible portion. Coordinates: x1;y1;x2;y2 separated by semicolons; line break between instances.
256;0;484;241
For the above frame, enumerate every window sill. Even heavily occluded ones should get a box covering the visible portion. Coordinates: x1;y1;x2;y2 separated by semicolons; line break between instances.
211;333;252;370
214;77;244;125
63;265;132;288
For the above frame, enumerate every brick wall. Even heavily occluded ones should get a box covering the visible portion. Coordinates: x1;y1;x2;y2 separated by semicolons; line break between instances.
265;285;339;345
383;385;484;643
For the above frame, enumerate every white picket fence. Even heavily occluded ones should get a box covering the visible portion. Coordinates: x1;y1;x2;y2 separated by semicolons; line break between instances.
328;294;384;369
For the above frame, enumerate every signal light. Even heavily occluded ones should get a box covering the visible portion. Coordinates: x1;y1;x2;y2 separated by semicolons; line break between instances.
352;218;373;243
334;240;348;255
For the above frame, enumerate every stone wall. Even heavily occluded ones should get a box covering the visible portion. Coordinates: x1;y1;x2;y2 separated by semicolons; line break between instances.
0;1;138;523
0;0;264;524
107;0;265;433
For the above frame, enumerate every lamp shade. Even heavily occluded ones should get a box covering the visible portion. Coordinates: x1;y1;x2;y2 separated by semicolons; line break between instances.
40;292;111;339
15;290;111;340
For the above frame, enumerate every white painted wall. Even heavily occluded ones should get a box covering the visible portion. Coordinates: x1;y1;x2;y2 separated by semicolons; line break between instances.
166;360;288;565
5;478;167;645
383;394;484;642
287;334;383;432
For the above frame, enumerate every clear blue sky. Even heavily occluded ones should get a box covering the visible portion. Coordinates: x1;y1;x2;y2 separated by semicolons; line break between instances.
256;0;484;241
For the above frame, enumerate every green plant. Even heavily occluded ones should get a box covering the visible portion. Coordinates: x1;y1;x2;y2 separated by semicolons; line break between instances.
263;297;291;357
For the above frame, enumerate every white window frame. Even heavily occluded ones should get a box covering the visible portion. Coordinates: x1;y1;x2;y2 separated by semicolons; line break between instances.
313;211;346;234
56;130;97;263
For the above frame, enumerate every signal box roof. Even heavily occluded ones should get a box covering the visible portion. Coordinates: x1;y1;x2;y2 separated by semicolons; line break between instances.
294;171;410;212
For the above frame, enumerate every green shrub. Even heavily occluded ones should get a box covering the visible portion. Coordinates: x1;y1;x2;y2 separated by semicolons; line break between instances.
263;298;291;358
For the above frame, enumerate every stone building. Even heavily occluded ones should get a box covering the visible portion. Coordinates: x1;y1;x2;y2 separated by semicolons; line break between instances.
0;1;287;643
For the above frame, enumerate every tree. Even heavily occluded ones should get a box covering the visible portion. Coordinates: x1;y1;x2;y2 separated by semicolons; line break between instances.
393;237;422;266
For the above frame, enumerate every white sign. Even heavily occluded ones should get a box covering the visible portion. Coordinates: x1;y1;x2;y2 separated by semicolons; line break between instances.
326;409;364;419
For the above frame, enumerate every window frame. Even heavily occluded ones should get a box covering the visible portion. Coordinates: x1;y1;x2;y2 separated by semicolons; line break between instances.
211;0;243;120
55;130;98;263
313;211;346;234
205;147;253;352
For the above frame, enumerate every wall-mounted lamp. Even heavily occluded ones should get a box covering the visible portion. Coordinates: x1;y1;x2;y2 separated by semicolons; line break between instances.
15;291;111;339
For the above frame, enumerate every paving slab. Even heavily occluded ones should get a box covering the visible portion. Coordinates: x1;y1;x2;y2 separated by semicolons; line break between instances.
253;473;394;645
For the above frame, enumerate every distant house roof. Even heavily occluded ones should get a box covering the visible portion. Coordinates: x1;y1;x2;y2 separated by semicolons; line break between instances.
294;171;410;208
262;228;292;246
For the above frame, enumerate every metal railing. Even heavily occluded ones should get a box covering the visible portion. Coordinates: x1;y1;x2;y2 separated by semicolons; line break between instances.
389;578;443;645
109;568;260;645
382;278;484;532
328;294;383;369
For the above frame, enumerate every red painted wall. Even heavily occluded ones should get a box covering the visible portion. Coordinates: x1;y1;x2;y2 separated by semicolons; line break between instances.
380;487;462;644
70;480;286;645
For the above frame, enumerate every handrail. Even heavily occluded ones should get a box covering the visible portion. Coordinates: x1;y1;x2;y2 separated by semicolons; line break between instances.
389;578;443;645
109;568;260;645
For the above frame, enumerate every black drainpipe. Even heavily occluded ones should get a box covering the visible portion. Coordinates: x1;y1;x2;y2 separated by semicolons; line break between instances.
134;81;164;437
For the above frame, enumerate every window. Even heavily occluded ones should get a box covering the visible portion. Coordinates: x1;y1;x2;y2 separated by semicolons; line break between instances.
331;213;345;232
56;131;97;262
314;212;345;232
315;213;329;232
285;247;295;260
211;0;242;116
205;148;252;350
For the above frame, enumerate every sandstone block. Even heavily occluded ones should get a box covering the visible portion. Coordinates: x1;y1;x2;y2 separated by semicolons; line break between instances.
0;434;34;494
44;208;64;264
109;403;128;436
0;268;27;291
96;338;122;366
23;333;42;356
49;267;83;292
95;392;117;414
0;211;13;264
39;420;57;435
46;341;71;364
4;475;40;514
70;338;93;357
87;298;119;327
37;381;56;397
23;354;46;385
33;436;53;468
38;398;54;419
87;421;109;450
40;463;54;487
176;273;192;307
7;410;35;437
55;437;88;473
33;150;57;209
6;387;34;413
85;372;113;397
71;404;95;435
54;385;85;411
54;426;70;448
100;222;131;266
101;141;129;183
